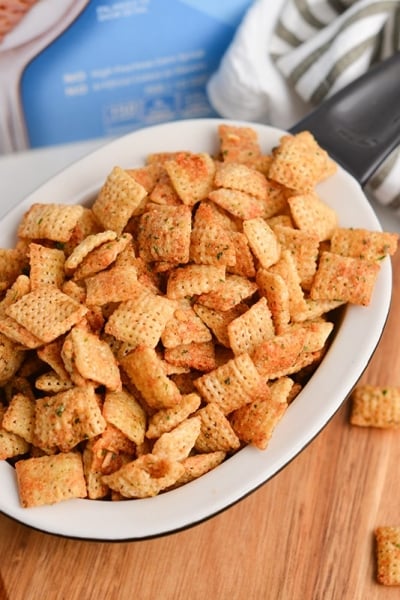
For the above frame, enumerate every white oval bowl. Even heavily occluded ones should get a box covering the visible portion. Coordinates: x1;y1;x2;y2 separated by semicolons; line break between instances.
0;119;392;540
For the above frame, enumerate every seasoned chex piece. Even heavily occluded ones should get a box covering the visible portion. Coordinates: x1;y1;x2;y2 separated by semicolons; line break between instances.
0;331;25;385
165;341;216;372
269;376;296;404
194;199;239;232
294;320;334;352
195;403;240;452
218;124;261;164
29;243;65;289
350;385;400;428
152;417;201;461
193;302;247;348
256;269;291;334
34;385;106;452
148;171;181;205
228;231;256;277
310;251;380;306
251;327;309;379
85;264;138;306
262;180;288;218
228;297;274;355
243;218;280;269
164;152;216;206
177;450;226;485
0;404;30;459
190;220;236;267
61;335;88;387
269;249;307;319
2;393;35;444
375;526;400;585
68;324;121;391
3;274;43;307
197;274;257;312
290;298;344;323
105;282;176;348
138;204;192;263
72;233;132;281
103;389;147;445
64;207;103;254
166;264;226;299
0;247;27;290
287;191;338;241
268;131;337;192
194;353;267;414
330;228;398;261
146;150;188;165
35;372;74;393
92;166;148;234
82;444;110;500
230;387;288;450
15;452;87;507
215;162;268;201
121;346;182;410
5;284;87;344
161;305;212;348
126;163;163;192
87;423;135;471
64;230;117;274
0;314;43;349
17;203;85;242
102;454;185;498
146;392;201;439
208;188;265;220
273;224;319;289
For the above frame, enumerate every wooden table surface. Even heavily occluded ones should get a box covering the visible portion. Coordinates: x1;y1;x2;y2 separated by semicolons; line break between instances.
1;250;400;600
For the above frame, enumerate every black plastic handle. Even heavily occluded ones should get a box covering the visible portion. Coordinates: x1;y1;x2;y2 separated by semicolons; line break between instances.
289;51;400;186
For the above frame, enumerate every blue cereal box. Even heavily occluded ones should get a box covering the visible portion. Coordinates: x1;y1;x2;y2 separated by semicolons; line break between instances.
0;0;252;153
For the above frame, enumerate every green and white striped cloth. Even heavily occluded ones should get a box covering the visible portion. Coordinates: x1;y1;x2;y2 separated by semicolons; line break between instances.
207;0;400;209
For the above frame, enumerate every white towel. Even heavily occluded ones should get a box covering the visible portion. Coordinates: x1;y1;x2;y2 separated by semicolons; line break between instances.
207;0;400;210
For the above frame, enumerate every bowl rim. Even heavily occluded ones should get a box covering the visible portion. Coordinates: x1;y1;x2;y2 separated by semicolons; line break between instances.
0;118;392;541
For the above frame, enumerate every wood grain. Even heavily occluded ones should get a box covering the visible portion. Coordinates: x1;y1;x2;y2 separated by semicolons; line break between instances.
1;251;400;600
